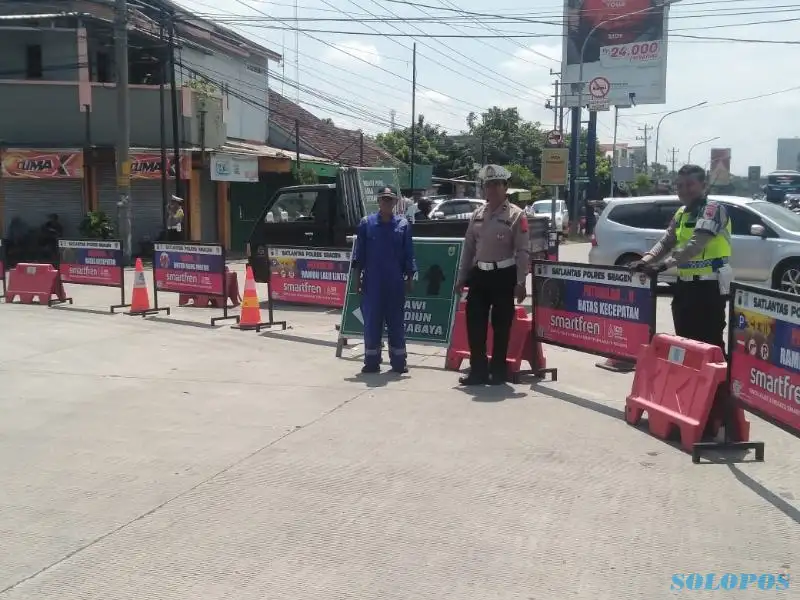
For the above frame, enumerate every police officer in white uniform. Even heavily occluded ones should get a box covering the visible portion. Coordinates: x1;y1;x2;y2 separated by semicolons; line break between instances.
456;165;530;385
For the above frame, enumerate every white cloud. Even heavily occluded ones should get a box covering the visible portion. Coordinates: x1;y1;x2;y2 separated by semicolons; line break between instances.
323;41;381;66
501;44;561;74
419;90;450;104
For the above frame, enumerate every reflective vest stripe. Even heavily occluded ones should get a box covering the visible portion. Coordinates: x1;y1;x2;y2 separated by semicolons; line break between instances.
673;203;732;277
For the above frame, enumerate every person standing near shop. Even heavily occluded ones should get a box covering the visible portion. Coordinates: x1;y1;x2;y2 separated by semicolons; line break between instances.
629;164;732;350
166;195;185;242
351;186;417;374
455;165;529;385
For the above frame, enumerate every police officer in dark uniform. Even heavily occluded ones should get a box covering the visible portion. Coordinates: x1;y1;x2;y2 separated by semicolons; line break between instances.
456;165;530;385
630;164;733;349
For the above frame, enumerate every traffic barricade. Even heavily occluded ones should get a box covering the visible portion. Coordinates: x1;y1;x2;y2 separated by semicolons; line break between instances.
267;245;350;309
335;236;464;361
531;260;659;380
56;239;129;312
5;263;71;306
693;282;800;463
178;267;241;309
445;292;551;381
151;242;238;326
625;334;752;454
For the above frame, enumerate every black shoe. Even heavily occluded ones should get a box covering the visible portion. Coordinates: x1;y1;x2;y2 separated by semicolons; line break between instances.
391;365;409;374
361;364;380;374
489;371;509;385
459;372;489;386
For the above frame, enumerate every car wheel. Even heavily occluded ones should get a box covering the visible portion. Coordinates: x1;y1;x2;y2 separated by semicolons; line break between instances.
615;253;641;267
775;260;800;295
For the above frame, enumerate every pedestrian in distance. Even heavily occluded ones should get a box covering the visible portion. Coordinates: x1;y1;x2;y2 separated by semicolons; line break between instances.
455;164;530;385
166;195;185;242
629;164;733;350
351;186;417;374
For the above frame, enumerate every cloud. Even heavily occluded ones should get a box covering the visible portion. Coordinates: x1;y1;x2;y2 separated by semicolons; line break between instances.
501;44;561;74
323;41;381;66
419;90;450;104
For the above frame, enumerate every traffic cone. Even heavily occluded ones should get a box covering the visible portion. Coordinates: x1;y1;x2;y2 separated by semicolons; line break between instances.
234;265;265;331
129;258;152;315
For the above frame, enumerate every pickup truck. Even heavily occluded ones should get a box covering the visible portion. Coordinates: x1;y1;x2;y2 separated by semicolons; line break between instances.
247;167;550;283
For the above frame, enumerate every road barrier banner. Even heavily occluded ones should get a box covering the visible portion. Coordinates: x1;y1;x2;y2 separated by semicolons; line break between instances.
154;243;225;296
152;242;236;325
267;246;350;308
58;239;123;287
337;237;463;352
532;260;658;362
729;283;800;438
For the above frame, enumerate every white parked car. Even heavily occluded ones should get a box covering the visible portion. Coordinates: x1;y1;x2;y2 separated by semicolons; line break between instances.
527;199;569;232
430;199;485;220
588;195;800;293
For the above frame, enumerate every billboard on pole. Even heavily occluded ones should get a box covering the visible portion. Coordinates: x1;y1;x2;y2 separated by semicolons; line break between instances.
710;148;732;186
561;0;670;107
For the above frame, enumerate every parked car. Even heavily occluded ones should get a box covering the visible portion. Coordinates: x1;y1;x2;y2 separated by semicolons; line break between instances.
430;199;485;220
588;195;800;294
527;199;569;232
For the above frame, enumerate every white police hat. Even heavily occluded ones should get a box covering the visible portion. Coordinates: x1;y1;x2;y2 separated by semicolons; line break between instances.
477;164;511;182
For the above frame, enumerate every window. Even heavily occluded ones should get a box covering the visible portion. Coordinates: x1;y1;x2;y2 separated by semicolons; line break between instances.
26;45;43;79
608;202;674;230
438;202;458;215
96;52;110;83
265;191;319;223
750;201;800;232
724;205;773;237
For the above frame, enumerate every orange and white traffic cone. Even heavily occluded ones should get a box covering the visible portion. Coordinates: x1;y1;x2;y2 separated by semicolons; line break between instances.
129;258;153;315
234;265;265;331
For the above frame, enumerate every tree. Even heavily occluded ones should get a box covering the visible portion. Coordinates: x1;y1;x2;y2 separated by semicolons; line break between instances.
632;173;653;195
466;107;544;170
375;115;446;166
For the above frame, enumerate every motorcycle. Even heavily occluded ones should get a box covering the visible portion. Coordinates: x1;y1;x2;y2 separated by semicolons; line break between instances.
784;194;800;214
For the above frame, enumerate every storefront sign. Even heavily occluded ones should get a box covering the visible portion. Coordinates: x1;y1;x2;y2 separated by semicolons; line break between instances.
267;246;350;308
58;239;123;287
130;152;190;180
532;261;657;361
1;149;84;178
729;284;800;435
211;153;259;182
153;242;225;295
339;237;463;345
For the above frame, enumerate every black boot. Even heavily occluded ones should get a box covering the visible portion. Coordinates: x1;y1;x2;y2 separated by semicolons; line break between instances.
459;370;489;385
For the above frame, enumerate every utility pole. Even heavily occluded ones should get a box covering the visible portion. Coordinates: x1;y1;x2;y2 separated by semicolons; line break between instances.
637;124;652;175
409;43;417;196
168;19;182;199
390;109;396;131
158;10;168;232
114;0;132;263
669;147;680;175
610;105;619;198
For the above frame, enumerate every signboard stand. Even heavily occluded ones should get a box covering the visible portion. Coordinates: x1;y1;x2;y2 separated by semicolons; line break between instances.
335;237;463;361
691;282;800;463
47;282;73;307
55;239;130;312
261;260;287;330
531;260;658;368
151;242;237;326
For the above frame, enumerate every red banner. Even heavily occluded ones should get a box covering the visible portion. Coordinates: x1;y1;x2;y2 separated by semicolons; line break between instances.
130;152;190;180
1;149;84;179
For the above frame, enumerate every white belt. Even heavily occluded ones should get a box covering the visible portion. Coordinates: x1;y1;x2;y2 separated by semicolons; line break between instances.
677;273;718;282
477;258;515;271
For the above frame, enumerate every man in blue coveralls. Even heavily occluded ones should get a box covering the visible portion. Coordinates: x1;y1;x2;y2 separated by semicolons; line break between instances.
351;186;417;374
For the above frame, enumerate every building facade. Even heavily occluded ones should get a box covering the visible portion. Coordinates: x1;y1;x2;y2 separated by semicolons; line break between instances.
0;0;319;253
777;138;800;172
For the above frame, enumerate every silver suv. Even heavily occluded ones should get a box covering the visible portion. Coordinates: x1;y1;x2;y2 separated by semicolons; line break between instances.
430;199;485;220
588;195;800;294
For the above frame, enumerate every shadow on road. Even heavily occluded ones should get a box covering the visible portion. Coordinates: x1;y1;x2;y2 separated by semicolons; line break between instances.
727;464;800;525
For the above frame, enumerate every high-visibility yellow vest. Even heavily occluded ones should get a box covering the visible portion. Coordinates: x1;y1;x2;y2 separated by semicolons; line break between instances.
674;202;732;278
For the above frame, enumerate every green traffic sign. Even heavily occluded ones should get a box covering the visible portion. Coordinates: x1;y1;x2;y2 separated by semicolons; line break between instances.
339;237;463;345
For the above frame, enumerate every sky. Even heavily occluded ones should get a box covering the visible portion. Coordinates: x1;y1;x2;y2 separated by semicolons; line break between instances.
177;0;800;175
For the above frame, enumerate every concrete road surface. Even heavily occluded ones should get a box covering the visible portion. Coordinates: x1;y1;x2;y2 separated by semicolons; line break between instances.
0;244;796;600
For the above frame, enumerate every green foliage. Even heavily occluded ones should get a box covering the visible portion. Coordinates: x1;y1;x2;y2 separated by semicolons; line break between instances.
79;211;115;239
375;115;447;166
296;166;319;185
632;173;653;195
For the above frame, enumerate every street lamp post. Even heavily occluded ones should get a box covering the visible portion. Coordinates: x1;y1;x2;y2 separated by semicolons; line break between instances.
687;135;720;164
653;100;708;170
570;0;679;231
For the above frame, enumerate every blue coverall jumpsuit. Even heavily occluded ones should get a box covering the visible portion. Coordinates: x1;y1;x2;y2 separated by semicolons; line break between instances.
352;213;417;371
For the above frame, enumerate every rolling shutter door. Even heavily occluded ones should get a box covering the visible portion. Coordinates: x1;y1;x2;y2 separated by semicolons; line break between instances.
200;172;217;242
129;180;166;245
2;179;84;237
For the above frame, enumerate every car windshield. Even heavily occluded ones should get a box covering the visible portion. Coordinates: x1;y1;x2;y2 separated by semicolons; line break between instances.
767;173;800;187
532;201;560;214
750;201;800;231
